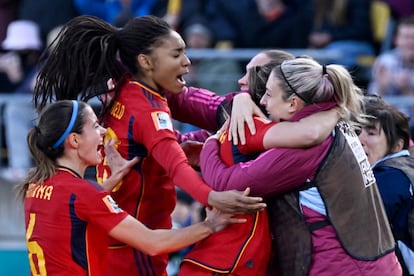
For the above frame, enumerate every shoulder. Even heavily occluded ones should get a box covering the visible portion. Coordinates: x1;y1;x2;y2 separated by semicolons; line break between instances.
43;174;103;203
251;117;274;136
374;165;408;177
253;116;272;125
120;82;169;112
65;178;105;196
374;166;411;189
252;116;273;131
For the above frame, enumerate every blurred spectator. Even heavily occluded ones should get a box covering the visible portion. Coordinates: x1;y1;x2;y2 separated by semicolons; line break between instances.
368;16;414;130
183;21;241;95
0;20;42;92
308;0;375;68
205;0;312;49
0;0;19;42
18;0;78;44
0;20;43;182
371;0;395;53
74;0;155;25
368;16;414;97
152;0;207;32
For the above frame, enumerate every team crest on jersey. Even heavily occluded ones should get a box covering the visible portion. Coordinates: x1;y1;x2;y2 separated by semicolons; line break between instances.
102;195;123;213
151;111;173;131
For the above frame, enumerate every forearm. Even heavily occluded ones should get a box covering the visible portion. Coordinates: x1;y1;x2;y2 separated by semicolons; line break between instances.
263;109;337;149
110;215;213;256
200;137;322;197
172;162;212;205
151;138;211;205
167;87;226;131
146;222;213;255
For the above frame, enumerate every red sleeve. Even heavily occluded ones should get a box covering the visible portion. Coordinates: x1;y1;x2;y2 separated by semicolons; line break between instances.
117;86;212;205
129;91;212;205
151;137;212;206
237;117;275;154
77;185;128;232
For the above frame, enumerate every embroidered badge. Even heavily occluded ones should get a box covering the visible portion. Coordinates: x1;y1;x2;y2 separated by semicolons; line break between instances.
102;195;123;213
151;111;173;131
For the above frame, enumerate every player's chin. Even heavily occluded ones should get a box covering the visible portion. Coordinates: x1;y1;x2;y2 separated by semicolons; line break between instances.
168;79;186;94
169;87;184;95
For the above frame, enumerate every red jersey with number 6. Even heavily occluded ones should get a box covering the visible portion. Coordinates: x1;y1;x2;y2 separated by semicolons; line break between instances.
24;167;127;275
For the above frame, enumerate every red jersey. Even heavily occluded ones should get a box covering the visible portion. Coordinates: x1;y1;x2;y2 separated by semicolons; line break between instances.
180;117;274;275
96;80;212;275
24;167;127;276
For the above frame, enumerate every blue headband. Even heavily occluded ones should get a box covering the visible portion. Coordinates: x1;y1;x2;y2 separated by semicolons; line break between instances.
52;100;79;149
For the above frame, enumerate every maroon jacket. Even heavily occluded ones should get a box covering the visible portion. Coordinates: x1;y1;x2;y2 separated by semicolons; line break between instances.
200;103;402;276
167;86;238;132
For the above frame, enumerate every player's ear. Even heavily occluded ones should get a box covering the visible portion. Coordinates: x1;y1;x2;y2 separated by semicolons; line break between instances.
288;96;304;113
137;54;153;70
67;133;79;148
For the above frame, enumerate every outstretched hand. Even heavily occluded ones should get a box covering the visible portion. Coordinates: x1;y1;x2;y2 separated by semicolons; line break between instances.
102;139;140;191
207;187;266;214
228;93;266;145
203;208;247;233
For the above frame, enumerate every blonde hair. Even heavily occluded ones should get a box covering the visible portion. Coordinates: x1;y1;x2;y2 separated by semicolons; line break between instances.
274;57;364;127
